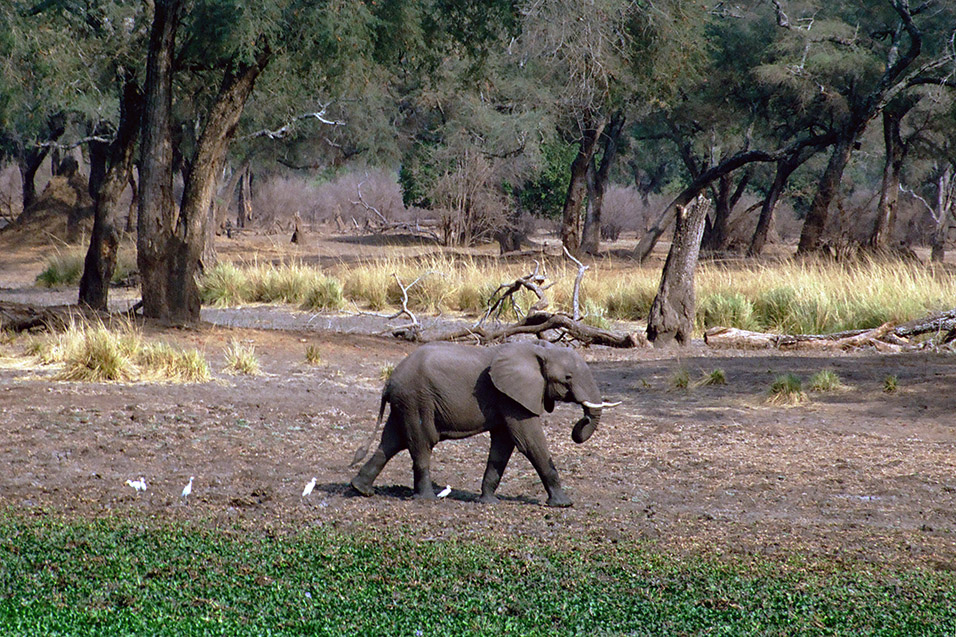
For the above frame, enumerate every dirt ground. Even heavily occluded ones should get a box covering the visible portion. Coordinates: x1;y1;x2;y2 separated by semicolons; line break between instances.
1;230;954;572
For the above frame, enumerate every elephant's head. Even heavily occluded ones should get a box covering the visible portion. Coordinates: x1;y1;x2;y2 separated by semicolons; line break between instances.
489;343;619;444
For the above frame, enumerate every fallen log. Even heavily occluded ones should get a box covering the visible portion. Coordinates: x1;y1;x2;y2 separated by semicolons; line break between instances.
426;312;647;348
0;301;92;332
704;322;903;352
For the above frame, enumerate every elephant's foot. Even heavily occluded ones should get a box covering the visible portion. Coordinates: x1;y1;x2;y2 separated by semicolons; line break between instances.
349;477;374;497
413;490;437;501
478;493;500;504
545;492;573;508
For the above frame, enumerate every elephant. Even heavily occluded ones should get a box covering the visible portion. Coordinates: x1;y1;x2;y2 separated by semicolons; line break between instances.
349;341;619;507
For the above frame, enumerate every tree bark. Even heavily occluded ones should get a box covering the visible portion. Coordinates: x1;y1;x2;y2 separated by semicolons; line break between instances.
646;196;709;347
166;47;271;322
748;154;801;257
79;76;144;311
137;0;183;321
702;170;750;252
931;163;954;262
796;135;855;255
869;107;907;249
15;114;66;218
560;119;606;256
581;111;625;255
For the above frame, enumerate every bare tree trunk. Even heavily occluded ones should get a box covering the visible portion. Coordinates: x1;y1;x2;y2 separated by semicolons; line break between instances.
702;170;750;252
15;114;66;218
166;47;271;322
870;108;906;249
646;196;709;347
931;163;954;262
748;155;800;257
125;172;138;233
79;76;144;310
137;0;183;321
797;136;855;255
238;164;253;228
560;119;605;256
581;111;625;255
631;137;840;263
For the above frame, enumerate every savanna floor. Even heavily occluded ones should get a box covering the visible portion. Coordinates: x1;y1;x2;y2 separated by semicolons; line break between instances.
1;230;954;573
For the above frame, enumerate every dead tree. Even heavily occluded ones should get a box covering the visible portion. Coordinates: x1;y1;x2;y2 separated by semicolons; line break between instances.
428;260;644;348
646;196;709;347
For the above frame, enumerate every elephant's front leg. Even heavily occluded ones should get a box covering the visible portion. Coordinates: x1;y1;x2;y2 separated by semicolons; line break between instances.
480;428;515;504
507;415;572;508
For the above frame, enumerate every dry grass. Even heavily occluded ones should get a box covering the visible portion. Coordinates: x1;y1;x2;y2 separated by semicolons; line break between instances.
199;254;956;335
223;340;261;375
29;319;210;383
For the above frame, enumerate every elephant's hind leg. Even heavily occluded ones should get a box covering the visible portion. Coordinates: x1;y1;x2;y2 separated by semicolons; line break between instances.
350;417;405;496
480;428;515;504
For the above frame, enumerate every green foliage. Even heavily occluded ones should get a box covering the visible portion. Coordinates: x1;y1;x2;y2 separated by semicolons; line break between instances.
513;138;575;218
1;516;954;635
697;368;727;387
35;254;84;288
669;368;690;390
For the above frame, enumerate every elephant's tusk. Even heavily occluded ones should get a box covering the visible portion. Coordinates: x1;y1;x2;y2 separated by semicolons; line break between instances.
582;400;622;409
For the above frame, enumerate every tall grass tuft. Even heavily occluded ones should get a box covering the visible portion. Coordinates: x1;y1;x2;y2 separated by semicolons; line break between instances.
224;340;260;375
768;373;807;405
301;277;345;311
33;320;210;382
808;369;845;392
36;253;84;288
35;247;137;288
200;262;251;306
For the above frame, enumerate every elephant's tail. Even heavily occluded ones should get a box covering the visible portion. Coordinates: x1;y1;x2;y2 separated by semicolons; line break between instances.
349;388;389;467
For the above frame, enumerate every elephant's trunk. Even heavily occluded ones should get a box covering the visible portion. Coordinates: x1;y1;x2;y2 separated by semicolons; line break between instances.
572;405;601;444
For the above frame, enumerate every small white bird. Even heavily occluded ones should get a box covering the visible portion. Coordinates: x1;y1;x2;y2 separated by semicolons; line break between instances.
437;485;452;499
302;477;317;497
125;477;147;492
181;476;194;502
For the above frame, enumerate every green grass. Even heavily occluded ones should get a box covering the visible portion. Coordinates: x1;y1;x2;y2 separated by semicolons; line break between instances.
769;373;807;405
0;515;954;636
808;369;846;392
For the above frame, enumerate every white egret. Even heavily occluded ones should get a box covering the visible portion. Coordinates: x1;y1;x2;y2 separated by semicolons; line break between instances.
181;476;194;502
125;477;147;492
437;485;451;499
302;477;317;497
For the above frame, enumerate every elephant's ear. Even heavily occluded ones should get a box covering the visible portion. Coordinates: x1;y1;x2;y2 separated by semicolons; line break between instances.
489;345;546;416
